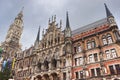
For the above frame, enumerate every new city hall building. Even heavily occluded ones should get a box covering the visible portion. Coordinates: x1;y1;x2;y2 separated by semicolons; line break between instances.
0;4;120;80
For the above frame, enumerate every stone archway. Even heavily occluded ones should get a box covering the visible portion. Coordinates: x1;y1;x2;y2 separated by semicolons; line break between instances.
43;74;50;80
51;73;59;80
36;75;42;80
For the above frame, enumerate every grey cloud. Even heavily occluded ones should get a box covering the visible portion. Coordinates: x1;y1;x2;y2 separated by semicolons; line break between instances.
0;0;120;50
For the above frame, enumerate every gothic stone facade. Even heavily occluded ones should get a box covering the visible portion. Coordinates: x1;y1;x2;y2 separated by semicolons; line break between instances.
1;4;120;80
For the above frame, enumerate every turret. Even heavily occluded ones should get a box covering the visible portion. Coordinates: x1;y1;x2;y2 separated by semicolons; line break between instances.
64;12;72;54
104;3;117;27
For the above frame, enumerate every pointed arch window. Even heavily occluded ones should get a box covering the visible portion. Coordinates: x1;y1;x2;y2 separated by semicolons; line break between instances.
107;34;113;44
44;60;49;70
58;33;60;43
51;58;57;69
102;35;107;45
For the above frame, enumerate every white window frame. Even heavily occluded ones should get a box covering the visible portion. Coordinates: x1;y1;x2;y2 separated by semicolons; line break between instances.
79;57;83;65
106;50;111;59
103;38;107;45
111;49;117;58
107;34;113;44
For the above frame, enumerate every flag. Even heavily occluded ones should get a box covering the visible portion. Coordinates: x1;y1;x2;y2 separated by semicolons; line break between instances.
12;58;16;69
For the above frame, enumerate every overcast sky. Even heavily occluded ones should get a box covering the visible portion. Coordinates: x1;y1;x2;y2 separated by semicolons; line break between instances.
0;0;120;50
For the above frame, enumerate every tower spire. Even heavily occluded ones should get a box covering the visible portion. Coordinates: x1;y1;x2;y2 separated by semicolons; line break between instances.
34;26;40;49
66;11;70;28
16;7;24;20
64;11;72;38
36;26;40;42
104;3;113;17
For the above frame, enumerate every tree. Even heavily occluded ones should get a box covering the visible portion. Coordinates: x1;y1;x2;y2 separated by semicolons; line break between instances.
0;62;11;80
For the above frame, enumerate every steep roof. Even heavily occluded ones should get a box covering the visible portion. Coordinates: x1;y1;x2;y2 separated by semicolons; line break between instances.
72;18;108;35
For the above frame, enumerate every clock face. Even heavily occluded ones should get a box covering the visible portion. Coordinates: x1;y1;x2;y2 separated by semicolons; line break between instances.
65;30;71;37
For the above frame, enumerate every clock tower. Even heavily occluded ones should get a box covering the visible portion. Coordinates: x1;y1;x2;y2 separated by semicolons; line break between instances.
1;9;23;58
64;12;72;54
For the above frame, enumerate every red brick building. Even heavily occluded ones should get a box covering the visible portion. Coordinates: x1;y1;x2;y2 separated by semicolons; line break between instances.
72;4;120;80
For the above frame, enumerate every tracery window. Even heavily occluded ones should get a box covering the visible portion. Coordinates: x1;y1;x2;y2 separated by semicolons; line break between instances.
51;58;57;68
44;60;49;70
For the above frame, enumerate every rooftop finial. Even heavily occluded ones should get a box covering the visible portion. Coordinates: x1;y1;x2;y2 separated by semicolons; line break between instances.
42;28;44;36
54;15;56;22
52;16;53;22
60;19;62;28
49;18;50;24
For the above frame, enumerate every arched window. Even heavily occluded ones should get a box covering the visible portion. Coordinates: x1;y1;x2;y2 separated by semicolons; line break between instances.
107;34;113;44
44;60;49;70
89;54;94;63
37;62;41;70
102;35;107;45
105;50;111;59
111;49;117;58
77;44;82;52
91;39;96;48
87;40;91;49
51;58;57;68
79;57;83;65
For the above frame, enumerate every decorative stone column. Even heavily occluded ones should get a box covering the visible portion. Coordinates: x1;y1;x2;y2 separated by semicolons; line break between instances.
57;60;60;68
49;62;51;70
